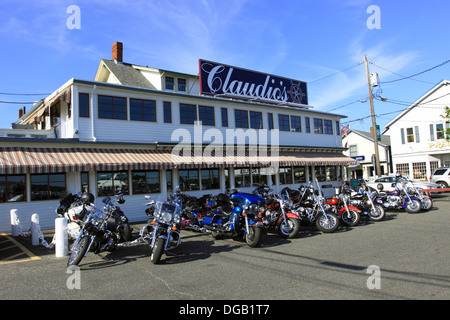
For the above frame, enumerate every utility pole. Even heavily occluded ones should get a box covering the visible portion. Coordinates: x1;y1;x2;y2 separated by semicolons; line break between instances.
364;54;382;177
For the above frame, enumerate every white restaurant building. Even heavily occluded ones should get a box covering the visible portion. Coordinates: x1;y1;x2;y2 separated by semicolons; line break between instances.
0;43;356;232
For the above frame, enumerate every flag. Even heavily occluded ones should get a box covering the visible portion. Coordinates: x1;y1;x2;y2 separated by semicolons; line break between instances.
341;124;349;137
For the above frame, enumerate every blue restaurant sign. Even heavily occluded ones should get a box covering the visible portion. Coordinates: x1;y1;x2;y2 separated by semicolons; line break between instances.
199;59;308;106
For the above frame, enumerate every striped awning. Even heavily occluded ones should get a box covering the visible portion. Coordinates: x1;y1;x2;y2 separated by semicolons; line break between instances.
0;147;356;175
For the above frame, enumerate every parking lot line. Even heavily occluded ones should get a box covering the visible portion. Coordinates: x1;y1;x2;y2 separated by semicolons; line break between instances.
0;233;41;265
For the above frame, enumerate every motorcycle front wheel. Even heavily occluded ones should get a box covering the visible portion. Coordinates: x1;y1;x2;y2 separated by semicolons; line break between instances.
316;212;339;233
406;199;421;214
67;236;90;266
421;197;433;211
279;218;301;239
369;205;385;221
340;209;361;227
245;226;262;247
150;238;165;264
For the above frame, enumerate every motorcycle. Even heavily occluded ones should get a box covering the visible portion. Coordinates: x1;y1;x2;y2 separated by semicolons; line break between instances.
350;183;386;221
201;191;265;247
293;184;340;233
257;186;301;239
325;186;361;227
67;191;131;266
399;178;433;211
140;196;182;264
375;181;422;213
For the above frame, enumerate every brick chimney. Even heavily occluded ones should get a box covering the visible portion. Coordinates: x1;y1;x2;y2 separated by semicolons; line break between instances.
112;42;123;62
18;106;26;119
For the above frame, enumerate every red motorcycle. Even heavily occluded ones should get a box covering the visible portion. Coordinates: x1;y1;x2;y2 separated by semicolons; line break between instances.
326;187;361;227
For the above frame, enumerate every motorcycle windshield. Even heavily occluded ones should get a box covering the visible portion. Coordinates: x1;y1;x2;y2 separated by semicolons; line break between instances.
231;193;265;208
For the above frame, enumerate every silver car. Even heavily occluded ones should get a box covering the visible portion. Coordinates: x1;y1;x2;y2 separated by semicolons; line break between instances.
366;175;441;194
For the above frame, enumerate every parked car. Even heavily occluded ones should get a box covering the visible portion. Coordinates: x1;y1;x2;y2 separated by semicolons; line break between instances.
366;175;442;194
430;167;450;188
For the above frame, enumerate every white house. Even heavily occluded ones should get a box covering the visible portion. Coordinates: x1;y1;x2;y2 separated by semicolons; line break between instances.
342;129;391;181
383;80;450;180
0;42;356;232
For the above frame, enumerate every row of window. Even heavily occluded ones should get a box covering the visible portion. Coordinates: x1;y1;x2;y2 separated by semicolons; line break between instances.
400;123;450;144
79;93;340;134
0;166;339;203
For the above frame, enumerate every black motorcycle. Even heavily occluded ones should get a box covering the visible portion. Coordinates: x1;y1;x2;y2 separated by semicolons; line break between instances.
67;191;131;266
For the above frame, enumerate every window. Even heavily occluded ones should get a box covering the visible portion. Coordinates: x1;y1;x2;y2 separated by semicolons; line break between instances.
235;110;249;128
198;106;215;126
326;166;337;181
250;111;263;129
31;173;66;201
81;172;89;193
166;170;173;193
396;163;409;177
412;162;426;180
324;120;333;134
98;95;127;120
279;167;293;184
235;168;251;187
79;93;90;117
305;117;311;133
130;98;156;122
436;123;445;140
278;114;290;131
201;169;220;190
314;118;323;134
293;166;306;184
290;116;301;132
406;127;414;143
179;169;199;191
97;171;129;197
251;168;269;186
178;78;187;92
163;102;172;123
0;175;26;203
349;145;358;157
336;121;340;135
221;108;228;127
165;76;174;90
132;171;160;194
180;103;197;125
314;166;326;182
268;113;274;130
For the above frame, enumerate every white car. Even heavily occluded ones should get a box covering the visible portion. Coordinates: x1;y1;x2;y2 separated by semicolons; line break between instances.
366;175;441;194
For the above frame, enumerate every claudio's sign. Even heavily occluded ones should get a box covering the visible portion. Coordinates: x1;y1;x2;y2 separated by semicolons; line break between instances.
199;59;308;107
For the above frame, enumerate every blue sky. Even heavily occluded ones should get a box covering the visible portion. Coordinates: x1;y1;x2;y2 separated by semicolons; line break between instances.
1;0;449;133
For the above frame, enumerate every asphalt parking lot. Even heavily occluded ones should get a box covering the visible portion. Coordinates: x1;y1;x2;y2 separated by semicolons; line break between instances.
1;195;449;303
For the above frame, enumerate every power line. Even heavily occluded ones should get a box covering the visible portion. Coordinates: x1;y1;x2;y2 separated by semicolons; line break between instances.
308;62;363;84
369;62;435;85
380;58;450;84
0;92;50;96
0;101;36;104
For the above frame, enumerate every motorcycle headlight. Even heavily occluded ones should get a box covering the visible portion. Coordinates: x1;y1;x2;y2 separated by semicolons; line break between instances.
161;212;172;223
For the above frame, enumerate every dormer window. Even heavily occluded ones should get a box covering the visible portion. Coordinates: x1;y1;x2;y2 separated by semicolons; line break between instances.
178;78;186;92
165;76;174;90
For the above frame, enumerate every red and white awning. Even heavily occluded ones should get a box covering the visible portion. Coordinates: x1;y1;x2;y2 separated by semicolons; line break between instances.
0;147;356;175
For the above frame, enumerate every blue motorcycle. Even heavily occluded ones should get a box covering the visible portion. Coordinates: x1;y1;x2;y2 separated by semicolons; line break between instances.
201;191;265;247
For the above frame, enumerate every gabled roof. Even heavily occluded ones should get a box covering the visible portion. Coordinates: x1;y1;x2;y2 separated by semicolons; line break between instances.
383;79;450;134
95;59;156;89
346;129;390;147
